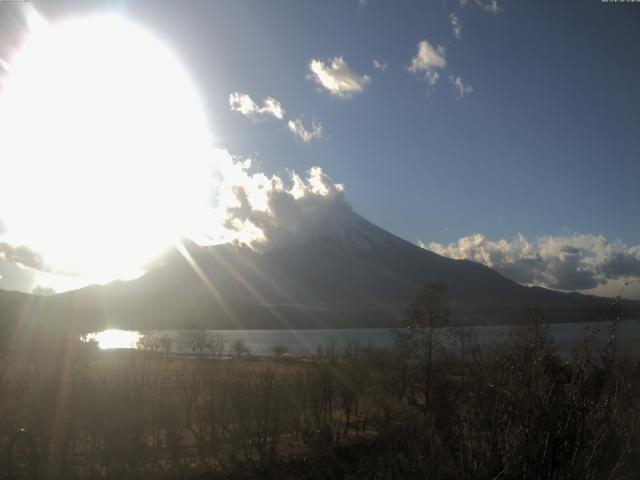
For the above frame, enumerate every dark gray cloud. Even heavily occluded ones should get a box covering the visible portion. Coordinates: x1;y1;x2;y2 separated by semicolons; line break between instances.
599;252;640;279
0;241;81;277
0;242;44;271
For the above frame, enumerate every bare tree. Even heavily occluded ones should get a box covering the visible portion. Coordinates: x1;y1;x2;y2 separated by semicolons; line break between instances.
448;324;476;378
31;285;56;296
137;333;161;353
397;280;450;410
179;329;213;356
209;333;225;358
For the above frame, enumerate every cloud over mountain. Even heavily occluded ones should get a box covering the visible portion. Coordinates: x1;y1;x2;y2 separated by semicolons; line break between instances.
428;233;640;291
213;152;346;252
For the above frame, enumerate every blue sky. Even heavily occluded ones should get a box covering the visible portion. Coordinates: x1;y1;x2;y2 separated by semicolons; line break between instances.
1;0;640;297
94;0;640;247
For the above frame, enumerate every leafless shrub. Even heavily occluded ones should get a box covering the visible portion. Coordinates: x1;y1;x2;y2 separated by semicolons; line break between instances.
270;344;288;359
231;338;250;357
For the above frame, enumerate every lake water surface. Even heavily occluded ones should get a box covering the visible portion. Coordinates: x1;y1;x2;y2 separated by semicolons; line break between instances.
87;319;640;356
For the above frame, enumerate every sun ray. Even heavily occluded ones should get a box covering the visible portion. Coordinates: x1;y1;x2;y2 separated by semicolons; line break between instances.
175;241;239;327
205;246;320;354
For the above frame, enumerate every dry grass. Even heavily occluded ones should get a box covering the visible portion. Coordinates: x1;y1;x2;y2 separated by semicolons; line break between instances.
0;320;638;479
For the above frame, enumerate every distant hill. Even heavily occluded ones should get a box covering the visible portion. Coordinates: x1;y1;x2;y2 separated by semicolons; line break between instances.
1;210;638;333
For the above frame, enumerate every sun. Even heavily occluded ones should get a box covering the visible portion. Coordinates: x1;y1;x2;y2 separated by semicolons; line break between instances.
0;13;216;283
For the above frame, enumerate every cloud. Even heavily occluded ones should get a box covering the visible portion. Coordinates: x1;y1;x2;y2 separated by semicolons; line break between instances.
373;58;388;71
287;118;323;142
450;75;474;98
459;0;502;14
212;153;347;252
427;233;640;292
308;56;371;97
476;0;501;14
0;240;83;277
408;40;447;86
229;92;324;145
600;251;640;279
449;12;462;39
0;241;45;271
229;92;285;120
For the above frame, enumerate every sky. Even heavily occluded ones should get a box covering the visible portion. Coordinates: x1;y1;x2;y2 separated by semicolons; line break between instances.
0;0;639;298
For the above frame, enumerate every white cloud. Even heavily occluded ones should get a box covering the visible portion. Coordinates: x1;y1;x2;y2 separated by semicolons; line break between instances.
229;92;324;144
308;56;371;98
428;233;640;292
261;97;285;119
450;75;474;98
373;58;388;71
408;40;447;86
476;0;501;14
460;0;502;13
212;153;347;251
287;118;323;142
229;92;285;120
449;12;462;39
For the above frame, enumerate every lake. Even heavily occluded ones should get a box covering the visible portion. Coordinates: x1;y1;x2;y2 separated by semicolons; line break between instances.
87;319;640;356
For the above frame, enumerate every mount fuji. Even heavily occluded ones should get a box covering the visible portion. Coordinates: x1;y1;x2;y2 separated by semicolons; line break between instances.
18;207;633;333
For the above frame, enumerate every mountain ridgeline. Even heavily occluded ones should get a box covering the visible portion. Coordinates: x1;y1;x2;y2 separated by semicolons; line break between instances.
2;211;637;333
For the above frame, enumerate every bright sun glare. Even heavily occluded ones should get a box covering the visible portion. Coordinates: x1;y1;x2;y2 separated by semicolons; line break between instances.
87;329;141;350
0;12;216;283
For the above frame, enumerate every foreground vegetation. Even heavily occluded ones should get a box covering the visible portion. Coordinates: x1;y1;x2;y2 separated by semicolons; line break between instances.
0;285;638;479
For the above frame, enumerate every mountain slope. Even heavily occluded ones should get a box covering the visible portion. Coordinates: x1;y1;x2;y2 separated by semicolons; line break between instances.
47;210;636;331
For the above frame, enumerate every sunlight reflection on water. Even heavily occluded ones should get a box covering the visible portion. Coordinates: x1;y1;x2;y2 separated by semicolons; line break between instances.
82;319;640;355
86;329;141;349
